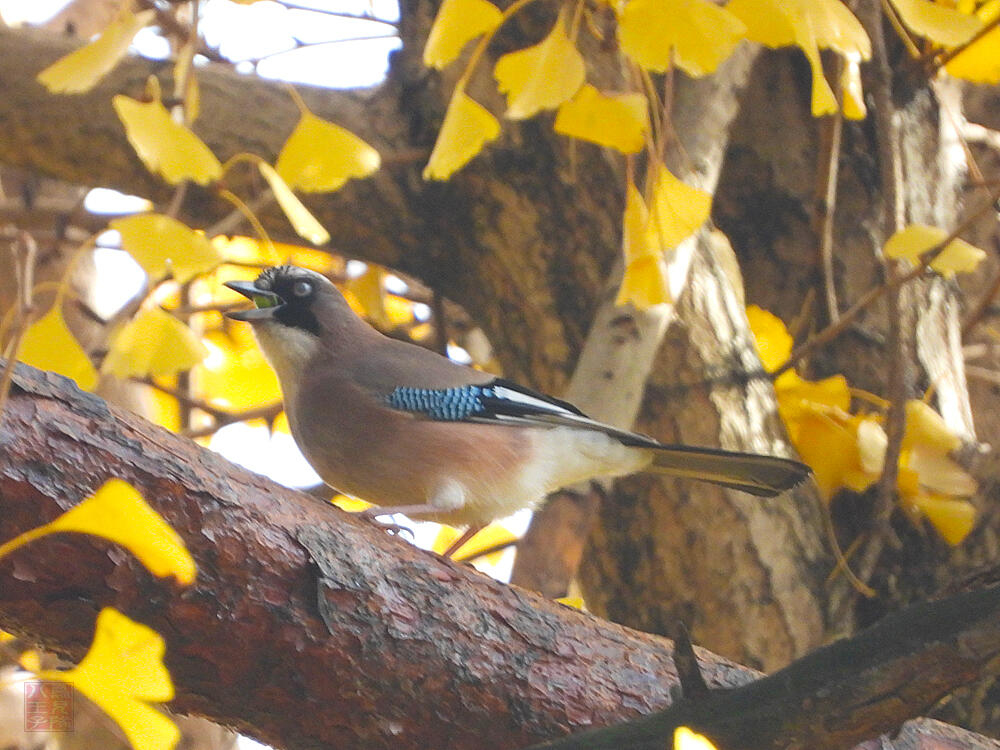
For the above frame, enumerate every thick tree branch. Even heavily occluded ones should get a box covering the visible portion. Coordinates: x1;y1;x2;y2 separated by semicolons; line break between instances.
0;361;998;750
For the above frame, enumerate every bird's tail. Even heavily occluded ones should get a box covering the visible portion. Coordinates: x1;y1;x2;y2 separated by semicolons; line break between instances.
647;445;810;497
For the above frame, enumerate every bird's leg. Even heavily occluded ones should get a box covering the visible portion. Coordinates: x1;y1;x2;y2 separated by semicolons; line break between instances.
441;524;485;559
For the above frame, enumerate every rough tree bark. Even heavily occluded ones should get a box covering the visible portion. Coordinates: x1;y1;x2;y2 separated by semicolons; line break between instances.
0;0;993;715
1;362;999;750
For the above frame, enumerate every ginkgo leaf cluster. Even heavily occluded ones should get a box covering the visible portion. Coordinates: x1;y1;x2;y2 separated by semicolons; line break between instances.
748;306;978;546
23;9;381;412
0;479;198;750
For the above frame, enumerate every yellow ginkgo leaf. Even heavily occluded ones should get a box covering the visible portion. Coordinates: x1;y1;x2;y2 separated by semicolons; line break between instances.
37;9;155;94
276;111;381;193
332;494;373;512
345;267;392;330
649;166;712;249
882;223;986;275
727;0;870;116
842;57;866;119
906;445;978;496
903;400;961;453
103;308;207;380
197;328;282;411
888;0;983;46
616;255;672;308
494;16;586;119
619;0;747;76
18;305;98;391
906;494;976;545
746;305;793;372
791;405;864;500
555;596;586;609
423;91;501;180
49;479;196;583
554;84;648;153
945;19;1000;82
111;213;222;282
674;726;719;750
423;0;503;69
622;182;654;264
432;524;517;564
257;162;330;245
35;609;179;750
775;371;852;438
112;95;222;185
856;417;887;476
212;235;281;266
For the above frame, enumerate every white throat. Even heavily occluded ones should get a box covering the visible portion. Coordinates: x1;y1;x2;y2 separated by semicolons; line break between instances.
250;321;319;406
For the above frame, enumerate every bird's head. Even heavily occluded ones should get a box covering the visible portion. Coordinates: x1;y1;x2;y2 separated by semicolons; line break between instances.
224;265;354;383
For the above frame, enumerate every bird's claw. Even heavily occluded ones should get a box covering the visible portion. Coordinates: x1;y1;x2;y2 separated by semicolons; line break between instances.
360;509;415;540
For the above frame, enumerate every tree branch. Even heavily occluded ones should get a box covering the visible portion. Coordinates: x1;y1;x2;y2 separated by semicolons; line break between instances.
1;361;999;750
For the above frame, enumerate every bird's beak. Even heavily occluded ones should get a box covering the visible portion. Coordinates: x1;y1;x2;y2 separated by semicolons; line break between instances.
224;280;283;321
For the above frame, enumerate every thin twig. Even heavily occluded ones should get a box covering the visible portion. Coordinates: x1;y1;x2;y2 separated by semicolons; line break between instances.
815;75;845;325
0;233;38;425
856;0;907;590
272;1;399;28
962;258;1000;339
181;403;285;439
773;187;1000;377
454;538;518;564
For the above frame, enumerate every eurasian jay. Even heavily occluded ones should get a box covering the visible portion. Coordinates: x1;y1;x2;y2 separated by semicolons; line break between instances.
225;266;809;554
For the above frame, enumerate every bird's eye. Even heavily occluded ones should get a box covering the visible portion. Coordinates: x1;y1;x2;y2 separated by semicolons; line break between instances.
292;280;312;298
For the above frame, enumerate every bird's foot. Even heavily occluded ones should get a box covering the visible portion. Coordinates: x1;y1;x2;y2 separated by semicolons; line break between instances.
359;507;415;539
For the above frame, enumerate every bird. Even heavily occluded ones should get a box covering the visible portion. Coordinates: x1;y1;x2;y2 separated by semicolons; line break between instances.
224;265;810;556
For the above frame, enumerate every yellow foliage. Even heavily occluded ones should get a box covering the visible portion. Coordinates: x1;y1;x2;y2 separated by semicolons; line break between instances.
332;495;373;512
553;84;648;153
945;1;1000;83
618;0;747;76
903;400;962;452
103;308;207;380
37;9;155;94
674;726;719;750
727;0;870;116
35;609;180;750
276;110;381;193
149;384;182;433
905;495;976;545
257;162;331;245
112;95;222;185
432;524;517;564
197;328;282;411
841;58;867;119
346;267;392;329
494;16;586;119
648;166;713;250
747;306;977;543
0;479;196;584
555;596;586;610
212;236;282;266
888;0;983;45
111;213;222;282
622;182;654;264
423;0;503;69
745;305;792;372
52;479;196;582
882;224;986;276
616;255;672;309
423;91;501;179
18;305;98;391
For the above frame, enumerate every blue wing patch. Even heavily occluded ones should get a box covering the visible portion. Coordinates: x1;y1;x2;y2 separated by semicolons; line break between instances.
382;378;587;423
383;385;492;421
